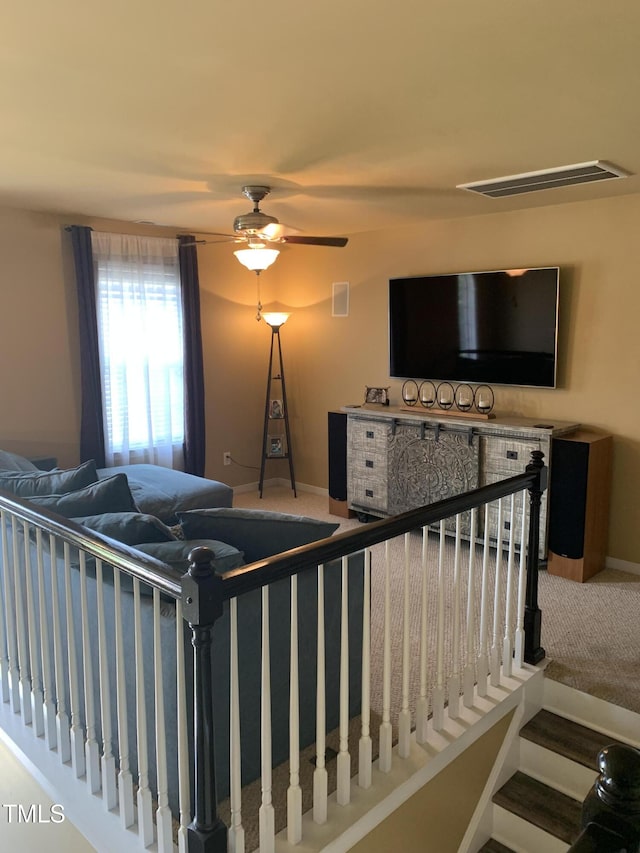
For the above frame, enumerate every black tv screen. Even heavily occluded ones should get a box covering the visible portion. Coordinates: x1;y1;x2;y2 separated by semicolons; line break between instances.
389;267;559;388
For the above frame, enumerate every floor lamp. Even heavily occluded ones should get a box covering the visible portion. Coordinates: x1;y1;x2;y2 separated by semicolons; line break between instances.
259;313;296;498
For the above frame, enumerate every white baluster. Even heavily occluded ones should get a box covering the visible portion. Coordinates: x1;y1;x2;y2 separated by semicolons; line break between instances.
415;525;430;744
176;598;191;853
79;551;100;791
431;521;446;732
36;529;56;748
134;577;154;847
12;518;31;722
63;542;83;773
476;507;492;697
153;588;173;852
23;522;44;734
398;534;412;757
287;574;302;842
228;597;245;853
47;534;70;763
0;511;12;706
358;548;372;787
448;516;462;720
378;540;393;772
337;557;351;805
313;565;328;824
96;559;117;809
113;568;134;826
463;509;478;708
502;495;517;678
259;585;275;853
2;513;20;713
490;500;504;687
514;491;530;666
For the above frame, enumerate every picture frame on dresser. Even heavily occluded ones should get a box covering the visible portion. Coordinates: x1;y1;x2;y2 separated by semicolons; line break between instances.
364;386;390;405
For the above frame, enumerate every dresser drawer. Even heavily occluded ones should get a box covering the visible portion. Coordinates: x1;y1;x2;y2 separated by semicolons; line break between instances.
483;469;547;547
349;477;388;512
348;418;389;456
350;450;387;479
481;436;541;476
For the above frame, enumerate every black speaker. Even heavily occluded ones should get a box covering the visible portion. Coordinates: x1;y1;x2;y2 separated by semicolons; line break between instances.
548;439;589;559
548;431;612;582
328;411;348;501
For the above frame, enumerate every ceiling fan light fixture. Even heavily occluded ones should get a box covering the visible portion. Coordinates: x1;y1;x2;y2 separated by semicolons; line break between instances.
234;247;280;272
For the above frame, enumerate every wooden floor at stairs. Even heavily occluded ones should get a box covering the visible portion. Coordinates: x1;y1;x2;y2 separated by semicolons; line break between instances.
493;770;581;844
479;697;634;852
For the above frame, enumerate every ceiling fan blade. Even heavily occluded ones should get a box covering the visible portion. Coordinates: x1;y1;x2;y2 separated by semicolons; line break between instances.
179;231;240;247
281;235;348;247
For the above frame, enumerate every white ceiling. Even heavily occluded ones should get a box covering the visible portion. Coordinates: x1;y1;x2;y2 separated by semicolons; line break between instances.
2;0;640;238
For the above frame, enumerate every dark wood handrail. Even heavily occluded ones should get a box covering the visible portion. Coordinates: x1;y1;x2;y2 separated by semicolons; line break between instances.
0;487;183;598
1;463;543;605
219;468;541;600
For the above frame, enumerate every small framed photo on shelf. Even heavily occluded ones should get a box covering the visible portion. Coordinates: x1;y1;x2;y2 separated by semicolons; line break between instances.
364;386;390;406
268;436;284;457
269;399;284;419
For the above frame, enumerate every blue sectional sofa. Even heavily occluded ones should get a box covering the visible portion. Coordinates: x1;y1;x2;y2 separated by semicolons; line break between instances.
0;451;364;812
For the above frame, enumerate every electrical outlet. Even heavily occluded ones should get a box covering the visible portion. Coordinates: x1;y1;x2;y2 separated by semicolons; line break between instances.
223;451;231;466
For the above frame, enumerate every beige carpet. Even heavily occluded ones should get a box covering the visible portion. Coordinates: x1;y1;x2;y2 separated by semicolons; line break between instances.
237;483;640;715
230;483;640;849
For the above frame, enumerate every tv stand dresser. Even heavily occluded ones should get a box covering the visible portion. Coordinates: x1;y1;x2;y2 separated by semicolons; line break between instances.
341;405;582;558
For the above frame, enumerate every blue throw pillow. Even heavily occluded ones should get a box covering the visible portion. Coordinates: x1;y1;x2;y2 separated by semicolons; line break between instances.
0;449;39;472
135;539;245;574
177;508;339;564
0;460;98;497
72;511;176;545
29;474;137;518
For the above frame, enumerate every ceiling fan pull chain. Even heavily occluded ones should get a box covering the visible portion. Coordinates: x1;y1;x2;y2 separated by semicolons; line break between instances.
256;276;263;321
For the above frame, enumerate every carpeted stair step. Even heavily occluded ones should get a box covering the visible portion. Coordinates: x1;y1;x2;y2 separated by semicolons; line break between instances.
520;708;626;769
493;770;582;844
478;839;516;852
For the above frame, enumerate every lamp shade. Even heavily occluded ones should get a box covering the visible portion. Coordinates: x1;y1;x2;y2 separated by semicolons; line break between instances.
262;312;290;328
234;248;279;272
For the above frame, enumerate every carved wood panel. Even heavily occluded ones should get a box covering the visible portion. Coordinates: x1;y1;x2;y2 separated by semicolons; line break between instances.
388;424;479;532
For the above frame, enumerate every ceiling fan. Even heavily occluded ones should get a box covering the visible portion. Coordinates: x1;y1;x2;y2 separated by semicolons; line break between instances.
183;185;349;256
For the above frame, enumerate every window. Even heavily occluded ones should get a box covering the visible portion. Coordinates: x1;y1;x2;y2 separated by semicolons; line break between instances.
91;232;184;469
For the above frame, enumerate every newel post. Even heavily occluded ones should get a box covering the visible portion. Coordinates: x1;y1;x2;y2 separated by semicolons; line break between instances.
182;546;228;853
524;450;547;664
580;744;640;851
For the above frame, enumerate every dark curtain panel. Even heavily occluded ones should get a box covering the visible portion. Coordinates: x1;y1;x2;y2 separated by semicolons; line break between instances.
68;225;106;468
179;235;206;476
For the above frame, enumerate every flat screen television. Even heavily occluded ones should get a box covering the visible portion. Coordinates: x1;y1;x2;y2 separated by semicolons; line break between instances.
389;267;560;388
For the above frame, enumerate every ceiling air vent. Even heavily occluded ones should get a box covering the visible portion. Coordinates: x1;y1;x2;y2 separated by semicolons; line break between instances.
457;161;630;198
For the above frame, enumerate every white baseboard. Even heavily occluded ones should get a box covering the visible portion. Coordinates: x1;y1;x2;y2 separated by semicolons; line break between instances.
606;555;640;576
233;478;328;497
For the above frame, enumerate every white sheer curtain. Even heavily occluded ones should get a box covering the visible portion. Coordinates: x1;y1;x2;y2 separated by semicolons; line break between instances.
91;232;185;469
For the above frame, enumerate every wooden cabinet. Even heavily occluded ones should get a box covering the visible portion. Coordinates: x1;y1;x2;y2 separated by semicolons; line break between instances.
343;406;580;557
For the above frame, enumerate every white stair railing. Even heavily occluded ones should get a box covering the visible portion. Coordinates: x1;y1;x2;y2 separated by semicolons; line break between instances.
0;461;545;853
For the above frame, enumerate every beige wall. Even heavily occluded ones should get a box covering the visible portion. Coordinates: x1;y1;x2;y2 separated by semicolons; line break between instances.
350;710;514;852
0;193;639;561
276;192;640;563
